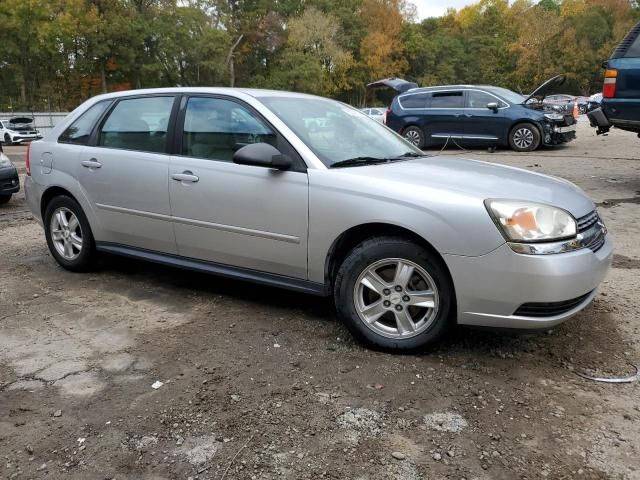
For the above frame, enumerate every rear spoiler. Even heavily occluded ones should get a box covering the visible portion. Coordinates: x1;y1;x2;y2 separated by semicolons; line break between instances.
367;78;418;93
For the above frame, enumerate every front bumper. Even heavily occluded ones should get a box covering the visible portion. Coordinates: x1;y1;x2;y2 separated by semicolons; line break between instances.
0;167;20;195
542;121;576;145
444;236;613;329
5;133;41;143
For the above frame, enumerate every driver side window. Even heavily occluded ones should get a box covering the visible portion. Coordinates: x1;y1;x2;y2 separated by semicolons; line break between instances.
181;97;276;162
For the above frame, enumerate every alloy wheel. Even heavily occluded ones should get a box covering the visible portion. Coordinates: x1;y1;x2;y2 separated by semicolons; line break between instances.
353;258;439;339
513;127;534;149
404;130;421;146
50;207;83;260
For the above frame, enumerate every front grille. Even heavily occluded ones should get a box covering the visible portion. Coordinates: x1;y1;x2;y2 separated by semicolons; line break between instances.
513;291;594;317
577;210;599;232
576;210;606;253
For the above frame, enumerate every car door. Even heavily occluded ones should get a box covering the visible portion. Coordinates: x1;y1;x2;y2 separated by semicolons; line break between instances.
168;95;309;279
462;89;507;143
427;90;466;141
78;95;178;254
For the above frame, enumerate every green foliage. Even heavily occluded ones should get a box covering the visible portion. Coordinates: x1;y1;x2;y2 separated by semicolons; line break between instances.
0;0;637;110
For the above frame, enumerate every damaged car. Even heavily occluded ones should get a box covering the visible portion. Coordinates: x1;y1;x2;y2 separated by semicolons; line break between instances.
372;75;577;152
0;117;41;145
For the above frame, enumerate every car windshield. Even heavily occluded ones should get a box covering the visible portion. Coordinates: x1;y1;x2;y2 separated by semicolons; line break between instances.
257;96;422;167
489;87;527;105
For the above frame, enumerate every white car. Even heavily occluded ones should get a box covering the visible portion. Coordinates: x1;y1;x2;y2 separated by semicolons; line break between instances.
360;107;386;123
0;117;41;145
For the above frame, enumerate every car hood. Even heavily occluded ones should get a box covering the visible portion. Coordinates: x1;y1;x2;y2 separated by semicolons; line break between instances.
344;156;594;218
524;74;567;103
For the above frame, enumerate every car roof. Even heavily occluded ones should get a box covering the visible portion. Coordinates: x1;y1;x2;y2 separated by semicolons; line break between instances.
87;87;326;102
400;85;506;94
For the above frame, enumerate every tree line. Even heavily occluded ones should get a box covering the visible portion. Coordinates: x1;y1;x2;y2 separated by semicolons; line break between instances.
0;0;638;112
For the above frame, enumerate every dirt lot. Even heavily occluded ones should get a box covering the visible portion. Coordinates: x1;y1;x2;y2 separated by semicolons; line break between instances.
1;119;639;480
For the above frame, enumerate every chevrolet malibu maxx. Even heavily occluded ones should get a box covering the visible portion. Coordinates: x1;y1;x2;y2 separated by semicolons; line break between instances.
24;88;612;352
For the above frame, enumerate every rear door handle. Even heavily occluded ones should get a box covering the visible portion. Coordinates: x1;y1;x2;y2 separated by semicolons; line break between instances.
171;171;199;183
81;159;102;169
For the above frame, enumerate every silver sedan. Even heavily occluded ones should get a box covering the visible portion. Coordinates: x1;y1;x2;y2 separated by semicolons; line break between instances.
24;88;612;352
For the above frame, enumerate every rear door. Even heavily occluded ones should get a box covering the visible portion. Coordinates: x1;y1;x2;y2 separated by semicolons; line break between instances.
79;95;178;254
426;90;466;141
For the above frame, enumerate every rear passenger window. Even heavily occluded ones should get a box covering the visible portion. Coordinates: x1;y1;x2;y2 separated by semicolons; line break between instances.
181;97;276;162
98;96;175;153
431;92;464;108
625;34;640;58
399;93;429;109
59;100;110;145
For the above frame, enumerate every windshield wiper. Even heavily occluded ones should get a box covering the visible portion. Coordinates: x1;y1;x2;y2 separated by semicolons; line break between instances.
329;153;426;169
329;156;391;169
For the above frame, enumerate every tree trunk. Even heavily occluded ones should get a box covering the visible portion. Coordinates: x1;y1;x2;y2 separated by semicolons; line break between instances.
226;34;244;87
100;62;108;93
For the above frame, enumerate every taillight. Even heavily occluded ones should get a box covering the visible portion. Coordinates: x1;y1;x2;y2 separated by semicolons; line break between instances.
25;143;31;176
603;69;617;98
383;107;391;125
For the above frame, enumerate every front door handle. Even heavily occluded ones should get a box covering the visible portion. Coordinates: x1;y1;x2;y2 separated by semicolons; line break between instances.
171;171;199;183
81;159;102;169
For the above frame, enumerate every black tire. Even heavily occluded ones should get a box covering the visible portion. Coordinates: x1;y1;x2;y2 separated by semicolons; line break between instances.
334;236;454;353
44;195;96;272
508;123;541;152
0;194;11;205
3;134;11;146
402;126;425;149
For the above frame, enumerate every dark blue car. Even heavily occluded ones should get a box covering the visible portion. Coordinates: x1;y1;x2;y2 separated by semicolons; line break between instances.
588;22;640;136
372;76;577;152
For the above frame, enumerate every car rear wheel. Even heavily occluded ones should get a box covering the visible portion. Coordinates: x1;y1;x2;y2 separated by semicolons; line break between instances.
403;126;425;149
44;195;96;272
509;123;541;152
334;237;453;352
0;194;11;205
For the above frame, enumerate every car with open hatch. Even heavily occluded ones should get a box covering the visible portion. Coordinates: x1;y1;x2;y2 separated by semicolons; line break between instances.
371;75;577;152
24;87;611;352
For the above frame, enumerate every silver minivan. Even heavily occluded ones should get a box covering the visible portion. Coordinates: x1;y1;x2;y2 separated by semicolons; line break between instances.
24;88;612;352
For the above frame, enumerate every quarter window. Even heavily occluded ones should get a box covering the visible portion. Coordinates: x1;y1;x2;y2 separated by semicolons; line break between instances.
181;97;276;162
466;91;506;108
399;93;429;109
59;100;110;145
98;96;175;153
431;91;464;108
625;34;640;58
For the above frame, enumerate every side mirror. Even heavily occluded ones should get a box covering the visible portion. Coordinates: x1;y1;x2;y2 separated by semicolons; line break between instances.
487;102;499;111
233;143;292;170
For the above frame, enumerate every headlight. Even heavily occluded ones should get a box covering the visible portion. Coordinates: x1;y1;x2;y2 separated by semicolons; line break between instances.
544;113;564;121
0;154;11;168
485;199;577;242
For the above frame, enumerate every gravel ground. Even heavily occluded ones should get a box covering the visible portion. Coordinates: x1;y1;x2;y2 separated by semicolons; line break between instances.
1;119;639;480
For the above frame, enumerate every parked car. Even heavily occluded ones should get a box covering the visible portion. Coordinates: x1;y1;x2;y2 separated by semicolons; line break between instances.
360;107;386;123
0;143;19;204
586;93;603;113
588;22;640;135
0;117;41;145
376;75;577;152
543;94;576;113
24;88;611;352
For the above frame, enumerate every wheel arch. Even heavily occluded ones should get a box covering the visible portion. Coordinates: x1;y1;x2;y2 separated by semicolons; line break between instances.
40;186;80;219
324;222;454;297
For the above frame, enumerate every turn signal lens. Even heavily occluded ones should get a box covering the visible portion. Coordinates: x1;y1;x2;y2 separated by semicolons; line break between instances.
603;69;617;98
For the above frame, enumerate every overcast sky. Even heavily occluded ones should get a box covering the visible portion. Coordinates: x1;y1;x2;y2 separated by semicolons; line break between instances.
409;0;477;19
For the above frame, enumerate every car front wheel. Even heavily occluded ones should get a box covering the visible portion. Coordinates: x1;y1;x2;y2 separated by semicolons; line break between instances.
44;195;96;272
334;237;453;352
509;123;541;152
